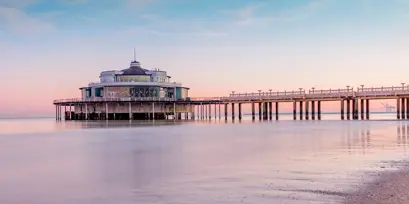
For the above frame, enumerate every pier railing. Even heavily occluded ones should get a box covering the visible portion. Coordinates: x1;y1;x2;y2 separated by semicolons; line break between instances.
54;97;179;104
356;86;409;97
54;84;409;105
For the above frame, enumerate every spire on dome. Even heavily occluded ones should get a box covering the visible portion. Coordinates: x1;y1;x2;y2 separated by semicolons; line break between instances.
130;46;141;67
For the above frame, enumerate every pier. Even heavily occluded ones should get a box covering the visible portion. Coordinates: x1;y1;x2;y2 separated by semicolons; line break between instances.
54;84;409;121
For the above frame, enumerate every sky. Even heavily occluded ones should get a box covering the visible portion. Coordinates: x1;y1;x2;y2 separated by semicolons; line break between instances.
0;0;409;117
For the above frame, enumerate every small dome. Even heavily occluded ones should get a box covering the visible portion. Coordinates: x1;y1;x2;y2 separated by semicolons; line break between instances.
121;61;148;75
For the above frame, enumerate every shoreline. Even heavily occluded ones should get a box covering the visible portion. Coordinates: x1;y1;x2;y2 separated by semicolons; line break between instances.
345;161;409;204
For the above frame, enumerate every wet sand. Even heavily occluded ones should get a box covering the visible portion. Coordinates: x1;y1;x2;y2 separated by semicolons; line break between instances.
345;162;409;204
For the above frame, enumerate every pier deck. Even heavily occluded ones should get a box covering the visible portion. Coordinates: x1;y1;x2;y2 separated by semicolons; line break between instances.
53;84;409;121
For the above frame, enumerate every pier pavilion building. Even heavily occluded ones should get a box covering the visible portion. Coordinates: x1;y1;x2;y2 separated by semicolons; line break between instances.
57;58;193;120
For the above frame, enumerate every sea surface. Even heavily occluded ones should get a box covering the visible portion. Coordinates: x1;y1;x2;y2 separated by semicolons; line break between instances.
1;113;408;204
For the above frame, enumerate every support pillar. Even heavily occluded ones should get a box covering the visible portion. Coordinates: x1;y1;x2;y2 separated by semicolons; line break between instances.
275;102;279;120
209;104;211;119
311;101;315;120
224;104;228;120
105;103;108;120
205;105;207;119
152;102;155;120
360;99;364;120
346;100;351;120
69;105;72;120
173;103;176;120
113;103;117;120
85;103;88;120
200;103;204;120
214;104;216;120
55;105;58;120
352;98;358;120
129;102;132;120
341;100;344;120
268;102;272;120
251;102;255;120
407;98;409;119
318;101;321;120
263;102;268;120
352;99;356;120
64;106;66;120
402;98;406;119
305;101;309;120
299;101;303;120
232;103;235;120
258;102;262;120
238;103;242;120
219;104;221;119
397;98;401;120
366;99;369;120
293;101;297;120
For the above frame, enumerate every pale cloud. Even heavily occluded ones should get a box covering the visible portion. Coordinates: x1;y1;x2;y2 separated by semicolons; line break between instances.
122;26;227;38
224;0;332;26
125;0;154;8
0;6;55;35
0;0;37;8
61;0;89;4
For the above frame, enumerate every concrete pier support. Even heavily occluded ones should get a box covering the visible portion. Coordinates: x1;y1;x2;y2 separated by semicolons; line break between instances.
268;102;272;120
219;104;221;119
238;103;242;120
205;105;207;119
105;103;108;120
263;102;268;120
55;105;58;120
299;101;303;120
341;100;345;120
69;105;72;120
275;102;279;120
305;101;309;120
224;104;228;120
251;103;255;120
346;100;351;120
214;104;217;120
360;99;364;120
397;98;401;119
85;104;88;120
173;103;176;120
209;104;212;119
407;99;409;119
366;99;370;120
311;101;315;120
293;101;297;120
192;105;195;120
402;98;406;119
317;101;321;120
352;99;356;120
354;99;359;120
258;102;262;121
129;102;132;120
231;103;235;120
152;102;155;120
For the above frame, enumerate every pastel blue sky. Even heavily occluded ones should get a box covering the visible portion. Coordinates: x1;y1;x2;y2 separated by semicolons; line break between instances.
0;0;409;116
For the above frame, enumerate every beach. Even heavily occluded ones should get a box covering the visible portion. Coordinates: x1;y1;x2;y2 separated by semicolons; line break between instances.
345;161;409;204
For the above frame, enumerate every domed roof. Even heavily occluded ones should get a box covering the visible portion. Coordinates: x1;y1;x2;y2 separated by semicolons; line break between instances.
121;61;149;75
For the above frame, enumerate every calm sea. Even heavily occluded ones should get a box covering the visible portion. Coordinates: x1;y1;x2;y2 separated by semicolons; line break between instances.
1;113;408;204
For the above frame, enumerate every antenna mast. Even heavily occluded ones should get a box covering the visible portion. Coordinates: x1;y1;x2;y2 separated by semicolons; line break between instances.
133;46;136;61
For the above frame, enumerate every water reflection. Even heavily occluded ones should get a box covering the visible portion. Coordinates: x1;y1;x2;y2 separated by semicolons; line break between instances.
1;119;409;203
